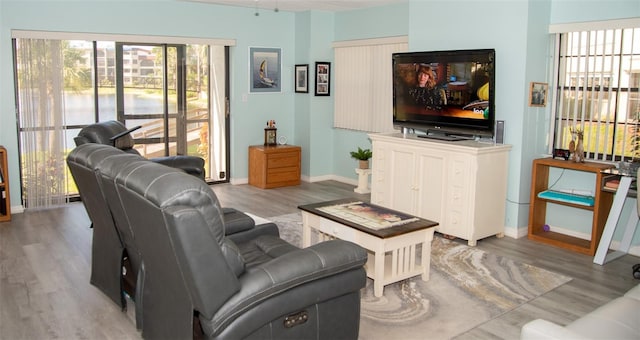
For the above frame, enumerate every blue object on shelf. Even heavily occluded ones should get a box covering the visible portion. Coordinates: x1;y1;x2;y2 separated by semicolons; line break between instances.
537;190;595;207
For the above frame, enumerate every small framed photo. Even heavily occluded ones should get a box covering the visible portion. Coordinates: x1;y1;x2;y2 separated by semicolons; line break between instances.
295;64;308;93
529;82;548;107
249;47;281;93
315;62;330;96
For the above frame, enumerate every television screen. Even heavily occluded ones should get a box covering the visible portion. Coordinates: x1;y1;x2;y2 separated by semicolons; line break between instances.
393;49;495;139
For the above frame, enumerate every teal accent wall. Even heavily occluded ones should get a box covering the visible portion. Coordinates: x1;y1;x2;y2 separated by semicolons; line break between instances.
550;0;639;23
0;0;638;249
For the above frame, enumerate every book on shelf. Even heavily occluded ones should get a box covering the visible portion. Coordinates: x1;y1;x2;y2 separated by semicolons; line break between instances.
0;189;5;215
604;179;620;189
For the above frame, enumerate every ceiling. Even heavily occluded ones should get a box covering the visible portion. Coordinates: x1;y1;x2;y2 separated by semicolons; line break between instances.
182;0;407;13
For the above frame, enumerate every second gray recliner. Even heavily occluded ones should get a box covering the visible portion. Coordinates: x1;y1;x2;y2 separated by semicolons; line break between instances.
109;150;368;339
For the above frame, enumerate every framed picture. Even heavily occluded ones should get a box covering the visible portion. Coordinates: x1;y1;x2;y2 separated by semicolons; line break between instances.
249;47;281;93
295;64;309;93
315;62;330;96
529;82;548;107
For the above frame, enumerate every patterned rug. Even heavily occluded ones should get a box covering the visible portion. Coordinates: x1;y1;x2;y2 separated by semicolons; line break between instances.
268;213;572;340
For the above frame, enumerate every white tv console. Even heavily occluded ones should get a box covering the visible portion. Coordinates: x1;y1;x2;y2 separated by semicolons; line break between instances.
369;132;512;246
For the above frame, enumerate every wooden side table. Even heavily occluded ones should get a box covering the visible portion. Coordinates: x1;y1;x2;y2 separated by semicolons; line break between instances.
248;145;301;189
528;158;615;255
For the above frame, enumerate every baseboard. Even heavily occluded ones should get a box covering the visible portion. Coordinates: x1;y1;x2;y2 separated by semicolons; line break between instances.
509;224;640;257
504;226;528;239
307;174;357;186
231;174;358;187
8;205;24;215
230;178;248;185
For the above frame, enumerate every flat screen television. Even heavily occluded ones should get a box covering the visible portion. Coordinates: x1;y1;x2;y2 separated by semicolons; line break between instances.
392;49;495;140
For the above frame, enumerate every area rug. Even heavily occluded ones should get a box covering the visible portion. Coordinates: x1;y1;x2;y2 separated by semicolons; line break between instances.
267;213;572;340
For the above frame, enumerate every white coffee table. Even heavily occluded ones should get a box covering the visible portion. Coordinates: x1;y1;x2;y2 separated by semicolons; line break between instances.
298;199;437;297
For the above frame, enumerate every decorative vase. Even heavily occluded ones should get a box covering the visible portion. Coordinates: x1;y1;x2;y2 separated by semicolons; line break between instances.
358;160;369;169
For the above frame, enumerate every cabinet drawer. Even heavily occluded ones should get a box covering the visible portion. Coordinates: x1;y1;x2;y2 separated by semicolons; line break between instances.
267;153;299;168
450;158;469;187
313;218;357;242
267;167;299;183
449;187;466;208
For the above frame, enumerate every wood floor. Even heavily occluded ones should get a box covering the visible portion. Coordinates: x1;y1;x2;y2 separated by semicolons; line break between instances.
1;180;638;339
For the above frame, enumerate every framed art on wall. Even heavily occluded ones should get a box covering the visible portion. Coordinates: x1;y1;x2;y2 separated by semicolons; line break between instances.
249;47;281;93
315;62;330;96
529;82;548;107
295;64;308;93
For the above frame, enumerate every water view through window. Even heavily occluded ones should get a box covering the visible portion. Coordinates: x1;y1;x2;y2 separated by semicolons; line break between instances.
14;37;228;206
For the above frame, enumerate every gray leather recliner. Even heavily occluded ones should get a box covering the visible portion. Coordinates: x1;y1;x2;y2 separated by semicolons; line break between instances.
67;144;281;332
105;146;368;339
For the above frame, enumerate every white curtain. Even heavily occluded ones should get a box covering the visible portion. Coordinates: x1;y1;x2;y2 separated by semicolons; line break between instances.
15;39;68;208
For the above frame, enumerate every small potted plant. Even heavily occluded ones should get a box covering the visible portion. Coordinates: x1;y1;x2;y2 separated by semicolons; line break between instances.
350;147;373;169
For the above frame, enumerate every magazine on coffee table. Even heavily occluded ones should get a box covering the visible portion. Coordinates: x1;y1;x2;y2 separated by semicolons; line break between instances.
316;201;419;230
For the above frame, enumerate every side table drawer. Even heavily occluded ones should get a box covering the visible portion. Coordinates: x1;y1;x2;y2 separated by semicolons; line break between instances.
267;152;299;168
314;217;357;242
267;167;300;185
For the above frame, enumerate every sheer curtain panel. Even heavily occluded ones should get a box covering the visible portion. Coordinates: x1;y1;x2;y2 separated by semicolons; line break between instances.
14;39;68;208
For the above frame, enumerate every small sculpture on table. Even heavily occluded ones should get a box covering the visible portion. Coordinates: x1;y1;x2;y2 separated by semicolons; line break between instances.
568;127;585;163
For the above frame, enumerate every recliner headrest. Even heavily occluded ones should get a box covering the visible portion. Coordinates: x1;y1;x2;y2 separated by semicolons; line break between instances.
76;120;135;150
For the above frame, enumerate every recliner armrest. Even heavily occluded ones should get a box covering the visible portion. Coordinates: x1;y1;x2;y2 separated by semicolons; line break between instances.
208;239;367;326
150;155;205;179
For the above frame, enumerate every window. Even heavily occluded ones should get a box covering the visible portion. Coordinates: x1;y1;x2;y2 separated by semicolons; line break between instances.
12;31;234;209
552;24;640;162
333;36;407;133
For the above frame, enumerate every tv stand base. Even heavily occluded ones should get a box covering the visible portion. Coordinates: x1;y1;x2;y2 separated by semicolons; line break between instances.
418;134;466;141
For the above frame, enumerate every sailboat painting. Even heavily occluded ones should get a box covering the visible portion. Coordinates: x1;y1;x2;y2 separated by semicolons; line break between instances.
249;47;281;93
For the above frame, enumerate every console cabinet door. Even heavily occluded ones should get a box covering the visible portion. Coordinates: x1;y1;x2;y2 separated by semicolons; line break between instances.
414;151;445;225
371;142;445;224
385;147;417;214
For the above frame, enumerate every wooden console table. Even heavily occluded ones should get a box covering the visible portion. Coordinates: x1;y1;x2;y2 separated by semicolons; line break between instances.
528;158;615;255
248;144;301;189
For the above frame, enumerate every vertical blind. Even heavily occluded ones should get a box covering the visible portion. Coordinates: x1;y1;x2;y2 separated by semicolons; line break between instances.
551;20;640;161
333;37;408;133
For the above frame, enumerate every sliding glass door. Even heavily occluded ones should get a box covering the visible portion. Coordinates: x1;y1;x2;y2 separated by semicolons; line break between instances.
14;37;229;208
